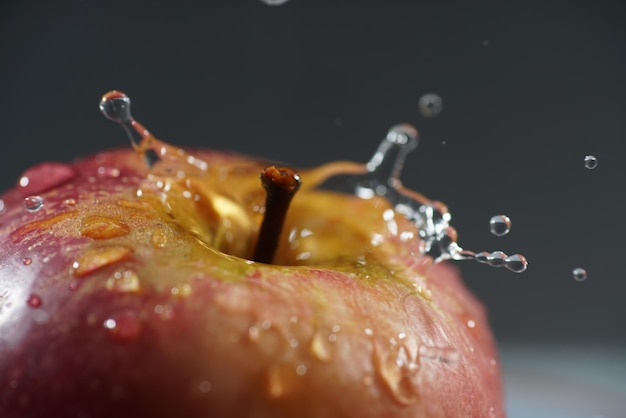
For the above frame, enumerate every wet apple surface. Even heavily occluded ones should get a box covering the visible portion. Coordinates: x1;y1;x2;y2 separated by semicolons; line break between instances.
0;93;507;417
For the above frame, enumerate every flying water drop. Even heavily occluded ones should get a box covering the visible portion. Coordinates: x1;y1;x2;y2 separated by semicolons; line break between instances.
504;254;528;273
584;155;598;170
259;0;290;5
418;93;443;118
24;196;44;212
489;215;511;236
573;267;587;282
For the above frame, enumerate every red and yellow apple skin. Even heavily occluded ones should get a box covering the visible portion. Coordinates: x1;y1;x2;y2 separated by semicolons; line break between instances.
0;148;504;417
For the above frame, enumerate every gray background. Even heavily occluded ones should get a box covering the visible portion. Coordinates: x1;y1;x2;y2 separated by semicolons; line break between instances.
1;0;625;347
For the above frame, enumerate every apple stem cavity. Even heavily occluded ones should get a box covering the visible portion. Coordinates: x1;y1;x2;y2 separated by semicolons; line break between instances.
253;166;302;264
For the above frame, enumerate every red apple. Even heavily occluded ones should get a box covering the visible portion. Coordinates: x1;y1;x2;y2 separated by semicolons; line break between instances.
0;94;504;417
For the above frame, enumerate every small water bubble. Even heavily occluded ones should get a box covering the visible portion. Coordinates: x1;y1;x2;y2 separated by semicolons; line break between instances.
584;155;598;169
23;258;32;266
505;254;528;273
0;198;5;214
27;294;42;308
198;380;212;393
573;267;587;282
103;310;141;341
489;215;511;237
24;196;44;212
97;166;121;178
259;0;290;5
295;364;307;376
418;93;443;118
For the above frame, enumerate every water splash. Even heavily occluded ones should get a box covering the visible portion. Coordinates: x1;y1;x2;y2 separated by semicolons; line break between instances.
99;91;209;175
319;124;528;272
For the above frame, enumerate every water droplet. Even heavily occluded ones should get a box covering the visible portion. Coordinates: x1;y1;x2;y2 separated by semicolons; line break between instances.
103;310;141;341
374;342;420;405
72;246;133;277
475;252;490;263
80;215;130;240
151;229;168;248
24;196;44;212
489;215;511;236
573;267;587;282
153;304;175;321
23;258;32;266
259;0;290;5
198;380;212;393
310;331;332;362
62;198;77;207
99;90;160;167
106;270;141;292
467;319;476;329
295;364;307;376
418;93;443;118
266;364;295;399
247;325;260;342
505;254;528;273
584;155;598;169
27;294;41;308
487;251;507;267
97;166;121;178
0;198;5;214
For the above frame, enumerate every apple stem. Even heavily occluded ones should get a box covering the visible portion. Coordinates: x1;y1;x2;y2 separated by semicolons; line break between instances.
253;166;302;264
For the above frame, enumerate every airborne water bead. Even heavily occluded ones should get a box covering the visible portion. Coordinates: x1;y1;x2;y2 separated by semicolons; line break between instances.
584;155;598;170
418;93;443;118
489;215;511;237
573;267;587;282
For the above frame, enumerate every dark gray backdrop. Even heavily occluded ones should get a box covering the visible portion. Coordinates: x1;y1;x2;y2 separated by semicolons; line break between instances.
1;0;625;344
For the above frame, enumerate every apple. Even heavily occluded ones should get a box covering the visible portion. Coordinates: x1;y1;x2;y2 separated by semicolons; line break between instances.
0;92;505;417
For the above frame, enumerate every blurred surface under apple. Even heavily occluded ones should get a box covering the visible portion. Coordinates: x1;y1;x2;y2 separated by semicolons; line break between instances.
502;344;626;418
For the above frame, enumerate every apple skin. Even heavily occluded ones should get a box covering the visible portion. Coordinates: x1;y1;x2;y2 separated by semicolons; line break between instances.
0;148;504;418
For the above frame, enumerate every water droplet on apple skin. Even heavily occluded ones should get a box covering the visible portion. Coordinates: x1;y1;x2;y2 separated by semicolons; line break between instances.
24;196;44;212
27;294;41;308
373;339;420;405
102;310;141;341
